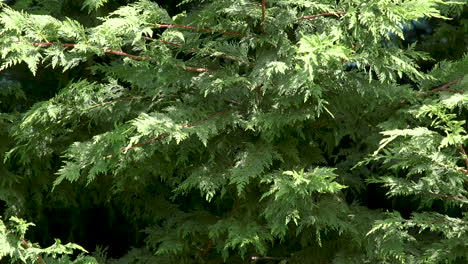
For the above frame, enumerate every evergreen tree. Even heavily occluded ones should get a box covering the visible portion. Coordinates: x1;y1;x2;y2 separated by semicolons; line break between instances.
0;0;467;263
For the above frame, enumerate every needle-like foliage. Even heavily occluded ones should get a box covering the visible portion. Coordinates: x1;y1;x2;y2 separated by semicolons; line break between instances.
0;0;467;263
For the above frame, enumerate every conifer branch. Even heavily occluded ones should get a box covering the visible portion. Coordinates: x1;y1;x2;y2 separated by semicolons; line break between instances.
180;111;226;128
121;111;226;152
155;24;245;37
85;96;149;110
27;42;152;60
123;133;167;151
297;11;346;20
20;238;46;264
144;36;244;63
26;42;212;72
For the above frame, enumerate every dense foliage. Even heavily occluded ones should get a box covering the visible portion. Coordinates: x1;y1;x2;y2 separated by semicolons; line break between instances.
0;0;467;263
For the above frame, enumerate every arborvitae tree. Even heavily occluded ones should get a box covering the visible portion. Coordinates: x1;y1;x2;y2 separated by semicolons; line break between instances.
0;0;467;263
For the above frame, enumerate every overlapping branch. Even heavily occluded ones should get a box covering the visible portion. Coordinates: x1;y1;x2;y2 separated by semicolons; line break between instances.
103;111;226;158
20;238;46;264
27;41;212;73
430;78;463;93
417;78;464;97
22;8;346;73
297;11;346;20
121;111;226;152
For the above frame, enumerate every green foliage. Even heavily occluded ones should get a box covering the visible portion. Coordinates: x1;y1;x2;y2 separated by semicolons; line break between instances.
360;55;468;262
0;0;467;263
0;216;98;264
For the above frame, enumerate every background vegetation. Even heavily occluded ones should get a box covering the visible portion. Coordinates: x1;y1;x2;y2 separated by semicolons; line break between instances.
0;0;467;263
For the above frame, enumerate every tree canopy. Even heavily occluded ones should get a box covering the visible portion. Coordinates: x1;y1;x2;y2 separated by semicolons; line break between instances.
0;0;467;263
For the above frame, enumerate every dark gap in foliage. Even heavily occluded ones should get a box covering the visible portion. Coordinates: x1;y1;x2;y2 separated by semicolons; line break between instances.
30;202;138;259
361;183;416;219
0;200;6;216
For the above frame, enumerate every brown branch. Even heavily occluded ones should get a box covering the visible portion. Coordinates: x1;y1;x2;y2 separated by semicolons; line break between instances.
297;11;346;20
122;133;167;152
103;49;152;61
429;192;467;202
459;145;468;170
156;24;244;37
416;78;464;97
430;88;464;93
121;111;226;152
28;42;152;61
27;41;212;72
261;0;267;28
21;238;46;264
436;78;463;91
157;39;183;48
156;39;198;52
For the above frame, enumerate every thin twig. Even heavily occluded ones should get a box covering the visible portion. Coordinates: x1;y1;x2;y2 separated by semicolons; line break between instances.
122;133;167;152
459;145;468;170
429;192;467;202
28;42;152;60
182;66;212;73
297;11;346;20
21;238;46;264
436;78;463;91
145;37;198;52
261;0;267;29
156;24;244;37
430;88;464;93
104;49;152;60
